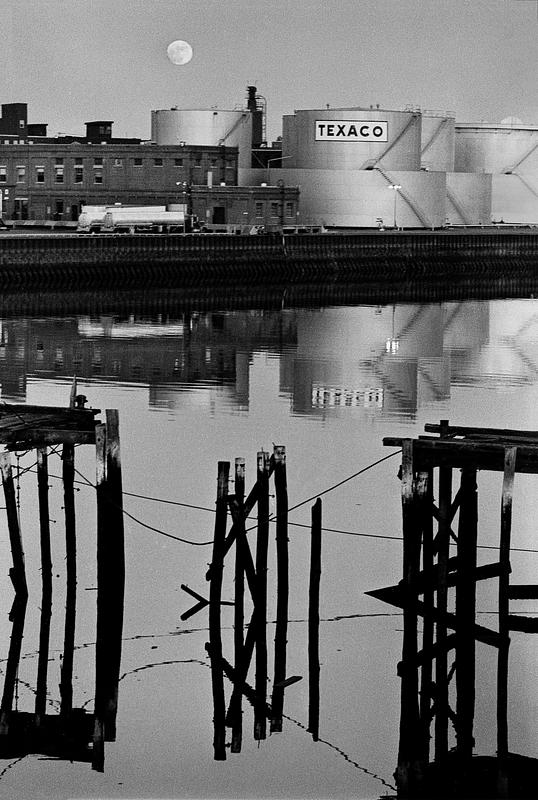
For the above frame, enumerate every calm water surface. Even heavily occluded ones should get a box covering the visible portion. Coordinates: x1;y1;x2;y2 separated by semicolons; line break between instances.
1;296;538;799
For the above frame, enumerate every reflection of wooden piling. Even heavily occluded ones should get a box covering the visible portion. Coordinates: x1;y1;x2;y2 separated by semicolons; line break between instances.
455;468;478;760
60;443;77;719
0;452;29;734
254;451;270;741
35;447;52;722
308;497;321;742
231;457;245;753
209;461;229;761
498;447;517;794
271;445;289;734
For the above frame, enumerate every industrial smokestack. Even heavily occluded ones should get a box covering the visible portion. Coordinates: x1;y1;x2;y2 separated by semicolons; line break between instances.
247;85;264;148
247;86;258;113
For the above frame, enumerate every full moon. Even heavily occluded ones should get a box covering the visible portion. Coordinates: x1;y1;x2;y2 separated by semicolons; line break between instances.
167;40;193;66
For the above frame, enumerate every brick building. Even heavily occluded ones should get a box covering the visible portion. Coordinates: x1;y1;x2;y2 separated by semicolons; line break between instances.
0;102;298;229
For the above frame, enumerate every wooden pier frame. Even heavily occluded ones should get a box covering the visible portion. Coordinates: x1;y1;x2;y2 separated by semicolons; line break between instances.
370;422;538;798
194;446;313;760
0;399;124;772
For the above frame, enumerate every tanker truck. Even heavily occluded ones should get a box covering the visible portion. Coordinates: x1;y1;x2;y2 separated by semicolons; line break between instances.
77;205;190;233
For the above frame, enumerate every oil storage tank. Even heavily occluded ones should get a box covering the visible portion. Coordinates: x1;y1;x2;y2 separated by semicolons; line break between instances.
455;121;538;174
151;108;253;167
282;107;422;171
455;121;538;223
421;113;455;171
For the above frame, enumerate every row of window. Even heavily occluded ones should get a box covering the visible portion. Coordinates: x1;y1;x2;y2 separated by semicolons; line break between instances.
0;156;234;168
1;163;234;184
255;201;296;218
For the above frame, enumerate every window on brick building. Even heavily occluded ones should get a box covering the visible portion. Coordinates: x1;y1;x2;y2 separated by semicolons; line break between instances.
54;166;64;184
255;201;264;218
174;158;183;166
0;167;6;183
113;158;123;167
74;167;84;184
16;166;26;183
94;170;103;184
93;157;103;166
285;201;294;218
35;167;45;184
153;158;163;166
133;158;143;166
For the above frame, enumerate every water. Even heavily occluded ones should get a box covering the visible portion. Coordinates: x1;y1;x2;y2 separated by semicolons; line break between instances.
0;295;538;798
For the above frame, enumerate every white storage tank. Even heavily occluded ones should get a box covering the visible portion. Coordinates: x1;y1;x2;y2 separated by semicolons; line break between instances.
151;108;253;167
282;107;422;171
455;122;538;175
421;114;455;171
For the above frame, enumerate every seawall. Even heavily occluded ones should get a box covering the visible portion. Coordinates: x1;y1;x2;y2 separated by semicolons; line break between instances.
0;230;537;292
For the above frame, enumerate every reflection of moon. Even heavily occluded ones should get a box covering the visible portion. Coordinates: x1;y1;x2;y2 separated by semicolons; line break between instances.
167;40;193;65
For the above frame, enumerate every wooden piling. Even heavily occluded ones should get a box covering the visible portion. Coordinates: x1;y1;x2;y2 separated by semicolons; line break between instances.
208;460;229;760
60;443;77;719
497;447;517;795
271;445;289;734
308;497;322;742
435;459;453;764
455;468;478;761
254;450;270;741
0;452;29;734
35;447;53;722
416;468;433;761
396;439;422;793
93;422;107;768
103;410;125;740
230;457;245;753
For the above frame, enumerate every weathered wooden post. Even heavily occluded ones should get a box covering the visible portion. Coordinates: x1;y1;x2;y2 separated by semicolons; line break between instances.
271;445;289;733
93;410;125;770
254;450;270;741
497;447;517;796
60;442;77;719
0;452;29;735
455;467;478;761
308;497;322;742
35;447;53;724
208;460;229;760
416;467;433;760
396;439;423;793
104;409;125;739
435;422;452;765
231;457;245;753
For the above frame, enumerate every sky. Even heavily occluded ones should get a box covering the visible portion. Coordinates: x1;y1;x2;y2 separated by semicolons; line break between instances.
2;0;538;142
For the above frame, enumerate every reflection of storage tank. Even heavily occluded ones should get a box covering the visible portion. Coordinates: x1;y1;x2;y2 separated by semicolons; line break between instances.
151;108;253;167
282;108;422;171
455;122;538;174
421;114;455;171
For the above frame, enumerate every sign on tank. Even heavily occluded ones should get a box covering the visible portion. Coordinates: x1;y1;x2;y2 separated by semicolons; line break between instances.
315;120;388;142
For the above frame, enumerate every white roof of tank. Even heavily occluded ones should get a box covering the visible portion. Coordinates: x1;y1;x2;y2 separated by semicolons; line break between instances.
457;121;538;131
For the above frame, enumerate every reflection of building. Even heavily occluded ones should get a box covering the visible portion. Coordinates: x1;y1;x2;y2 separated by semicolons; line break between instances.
3;299;538;420
0;312;298;410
